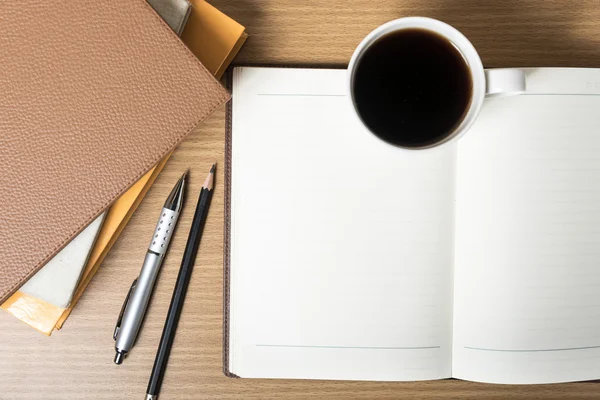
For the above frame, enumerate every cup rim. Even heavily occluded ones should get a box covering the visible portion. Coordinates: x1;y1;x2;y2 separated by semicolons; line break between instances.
347;17;486;152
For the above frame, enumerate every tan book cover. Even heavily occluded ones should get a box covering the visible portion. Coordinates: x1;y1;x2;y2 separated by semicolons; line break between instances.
0;0;229;304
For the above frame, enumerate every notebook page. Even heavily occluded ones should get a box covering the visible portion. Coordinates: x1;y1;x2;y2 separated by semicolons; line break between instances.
229;67;455;380
19;213;105;308
453;71;600;383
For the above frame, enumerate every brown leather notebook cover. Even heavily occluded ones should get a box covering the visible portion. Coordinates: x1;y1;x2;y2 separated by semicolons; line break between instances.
0;0;229;304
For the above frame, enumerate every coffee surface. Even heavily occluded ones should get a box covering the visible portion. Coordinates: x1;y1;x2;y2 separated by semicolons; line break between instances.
353;28;473;147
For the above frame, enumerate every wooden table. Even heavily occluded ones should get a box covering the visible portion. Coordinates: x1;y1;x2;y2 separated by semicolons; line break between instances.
1;1;599;398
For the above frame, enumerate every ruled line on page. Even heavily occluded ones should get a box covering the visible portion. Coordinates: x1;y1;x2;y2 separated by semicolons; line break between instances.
465;345;600;353
257;344;441;350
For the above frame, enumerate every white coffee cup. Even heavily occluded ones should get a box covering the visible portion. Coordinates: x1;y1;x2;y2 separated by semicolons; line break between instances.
347;17;526;150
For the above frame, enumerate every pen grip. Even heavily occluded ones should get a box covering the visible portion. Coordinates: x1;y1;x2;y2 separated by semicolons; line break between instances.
115;252;163;352
149;208;180;255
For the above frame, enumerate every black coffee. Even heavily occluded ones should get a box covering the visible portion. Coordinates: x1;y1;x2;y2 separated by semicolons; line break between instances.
352;28;473;148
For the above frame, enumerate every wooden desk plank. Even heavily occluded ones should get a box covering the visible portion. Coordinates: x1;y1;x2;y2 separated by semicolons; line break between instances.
1;1;599;398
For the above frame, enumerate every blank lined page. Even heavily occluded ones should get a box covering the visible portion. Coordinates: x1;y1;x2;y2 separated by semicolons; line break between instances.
229;67;455;380
453;76;600;383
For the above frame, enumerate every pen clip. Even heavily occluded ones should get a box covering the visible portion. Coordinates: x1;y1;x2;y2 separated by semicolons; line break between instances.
113;278;137;341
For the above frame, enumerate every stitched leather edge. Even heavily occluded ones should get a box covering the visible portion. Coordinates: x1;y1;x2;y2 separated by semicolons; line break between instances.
222;67;239;378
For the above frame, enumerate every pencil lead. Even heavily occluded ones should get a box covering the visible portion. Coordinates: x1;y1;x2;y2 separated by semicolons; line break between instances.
210;163;216;174
203;164;215;190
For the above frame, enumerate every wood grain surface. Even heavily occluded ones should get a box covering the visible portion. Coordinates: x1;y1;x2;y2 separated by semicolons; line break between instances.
1;1;599;399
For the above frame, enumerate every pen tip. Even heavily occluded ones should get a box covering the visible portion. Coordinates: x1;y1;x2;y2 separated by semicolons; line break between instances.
164;171;186;211
114;351;125;365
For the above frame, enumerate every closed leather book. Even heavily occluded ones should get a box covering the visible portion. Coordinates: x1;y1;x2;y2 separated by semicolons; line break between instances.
0;0;229;303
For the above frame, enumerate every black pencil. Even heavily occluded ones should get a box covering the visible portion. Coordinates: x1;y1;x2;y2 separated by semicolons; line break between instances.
145;164;216;400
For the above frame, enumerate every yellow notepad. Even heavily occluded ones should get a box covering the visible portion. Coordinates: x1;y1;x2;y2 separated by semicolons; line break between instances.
3;0;247;335
182;0;248;79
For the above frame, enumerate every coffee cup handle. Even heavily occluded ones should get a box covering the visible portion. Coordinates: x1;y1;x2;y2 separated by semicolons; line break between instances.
484;68;526;97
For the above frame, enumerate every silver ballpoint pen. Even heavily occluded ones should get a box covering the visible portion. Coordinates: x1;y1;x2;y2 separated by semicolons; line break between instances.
113;173;186;365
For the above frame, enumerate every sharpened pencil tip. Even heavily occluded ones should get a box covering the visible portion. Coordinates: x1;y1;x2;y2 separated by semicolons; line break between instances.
203;164;215;190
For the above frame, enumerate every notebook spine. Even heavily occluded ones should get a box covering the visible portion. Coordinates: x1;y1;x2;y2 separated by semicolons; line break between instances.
222;67;239;378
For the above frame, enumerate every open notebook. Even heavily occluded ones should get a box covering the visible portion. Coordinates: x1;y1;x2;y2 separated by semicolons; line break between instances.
225;67;600;384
